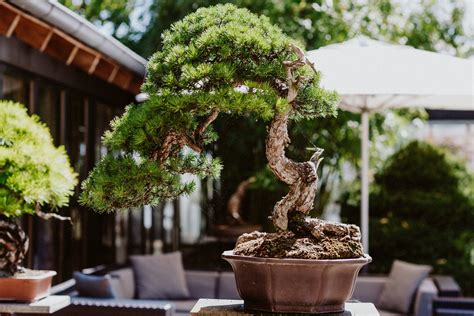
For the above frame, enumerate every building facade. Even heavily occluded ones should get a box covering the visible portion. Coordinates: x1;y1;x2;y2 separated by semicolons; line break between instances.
0;0;164;282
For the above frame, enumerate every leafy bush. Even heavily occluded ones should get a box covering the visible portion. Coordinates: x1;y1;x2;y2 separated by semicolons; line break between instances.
343;140;474;294
0;101;77;217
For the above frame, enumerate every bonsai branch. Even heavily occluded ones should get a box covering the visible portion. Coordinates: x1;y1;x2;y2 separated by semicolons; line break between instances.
155;111;219;162
227;176;256;224
34;203;71;223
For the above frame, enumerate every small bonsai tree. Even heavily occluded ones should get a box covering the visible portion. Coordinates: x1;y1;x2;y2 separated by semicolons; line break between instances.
0;101;77;276
81;4;363;259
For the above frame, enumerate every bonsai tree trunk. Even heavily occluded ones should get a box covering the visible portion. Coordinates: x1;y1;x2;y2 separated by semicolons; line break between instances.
266;111;323;231
0;216;28;277
235;44;364;259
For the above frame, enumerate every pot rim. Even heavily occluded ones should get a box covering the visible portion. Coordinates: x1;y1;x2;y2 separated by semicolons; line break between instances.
2;270;57;280
222;250;372;265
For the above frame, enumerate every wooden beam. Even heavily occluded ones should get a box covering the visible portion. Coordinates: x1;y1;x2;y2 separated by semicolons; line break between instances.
66;46;78;65
40;29;54;52
6;14;20;37
88;54;100;74
1;1;143;93
108;65;119;83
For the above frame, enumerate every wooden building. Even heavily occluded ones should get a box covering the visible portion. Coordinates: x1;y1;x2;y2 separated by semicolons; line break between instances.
0;0;162;281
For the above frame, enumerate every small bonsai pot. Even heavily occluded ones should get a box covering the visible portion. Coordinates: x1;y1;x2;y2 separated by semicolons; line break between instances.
222;250;371;314
0;270;56;302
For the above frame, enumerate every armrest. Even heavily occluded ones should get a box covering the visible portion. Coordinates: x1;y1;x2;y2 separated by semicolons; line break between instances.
413;278;438;316
433;297;474;316
351;276;387;303
433;275;462;297
50;279;76;295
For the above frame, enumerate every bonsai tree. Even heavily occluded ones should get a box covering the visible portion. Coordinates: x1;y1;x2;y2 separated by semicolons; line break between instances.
81;4;363;259
0;101;77;276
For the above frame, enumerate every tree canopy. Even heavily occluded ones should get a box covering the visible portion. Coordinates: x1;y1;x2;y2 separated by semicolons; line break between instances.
0;101;77;217
80;4;338;212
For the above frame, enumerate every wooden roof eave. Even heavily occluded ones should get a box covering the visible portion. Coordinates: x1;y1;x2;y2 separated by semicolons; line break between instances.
0;1;143;94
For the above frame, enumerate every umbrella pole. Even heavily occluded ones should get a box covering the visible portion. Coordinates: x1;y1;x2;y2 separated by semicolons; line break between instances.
361;109;370;254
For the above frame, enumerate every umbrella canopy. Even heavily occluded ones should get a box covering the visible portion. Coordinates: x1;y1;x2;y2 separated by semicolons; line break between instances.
307;36;474;253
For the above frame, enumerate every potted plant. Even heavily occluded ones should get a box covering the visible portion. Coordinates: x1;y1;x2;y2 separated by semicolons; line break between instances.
80;4;369;313
0;101;77;301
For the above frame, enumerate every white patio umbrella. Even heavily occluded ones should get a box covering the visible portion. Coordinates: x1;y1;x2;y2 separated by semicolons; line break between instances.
307;36;474;253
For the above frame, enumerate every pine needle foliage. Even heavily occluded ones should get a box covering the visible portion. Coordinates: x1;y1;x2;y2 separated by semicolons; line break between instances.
80;4;338;212
0;101;78;217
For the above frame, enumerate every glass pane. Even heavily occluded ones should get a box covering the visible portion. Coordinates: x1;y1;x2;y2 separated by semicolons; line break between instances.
94;102;123;161
2;73;29;106
65;92;86;185
37;82;60;142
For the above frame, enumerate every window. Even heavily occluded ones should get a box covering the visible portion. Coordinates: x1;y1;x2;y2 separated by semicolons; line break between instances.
1;72;30;107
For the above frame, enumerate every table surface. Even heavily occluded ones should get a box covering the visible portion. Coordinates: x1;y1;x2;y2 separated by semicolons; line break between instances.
0;295;70;314
191;299;379;316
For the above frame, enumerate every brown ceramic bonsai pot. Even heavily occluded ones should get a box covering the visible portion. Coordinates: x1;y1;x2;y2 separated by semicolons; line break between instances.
0;270;56;302
222;250;371;314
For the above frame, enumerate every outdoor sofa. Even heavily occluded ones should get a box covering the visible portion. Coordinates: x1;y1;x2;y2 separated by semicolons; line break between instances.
47;265;439;316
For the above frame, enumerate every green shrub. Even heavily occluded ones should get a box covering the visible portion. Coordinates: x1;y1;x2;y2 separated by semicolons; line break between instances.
344;141;474;294
0;101;78;217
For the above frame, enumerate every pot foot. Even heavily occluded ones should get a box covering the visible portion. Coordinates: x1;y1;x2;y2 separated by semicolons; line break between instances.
245;300;345;314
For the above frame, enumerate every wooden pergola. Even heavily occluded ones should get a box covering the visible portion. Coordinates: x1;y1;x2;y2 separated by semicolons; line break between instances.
0;0;143;94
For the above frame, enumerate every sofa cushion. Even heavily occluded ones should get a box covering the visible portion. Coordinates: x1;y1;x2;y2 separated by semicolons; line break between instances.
185;270;219;299
217;272;240;299
130;252;190;300
173;299;199;312
73;272;116;298
378;309;406;316
378;260;432;314
109;268;135;299
351;276;387;303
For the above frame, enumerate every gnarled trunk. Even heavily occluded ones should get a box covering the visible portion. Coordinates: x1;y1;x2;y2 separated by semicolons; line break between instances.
266;112;323;231
265;43;324;232
0;217;28;276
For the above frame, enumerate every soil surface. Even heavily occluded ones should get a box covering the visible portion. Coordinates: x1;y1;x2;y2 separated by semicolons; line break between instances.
234;214;364;259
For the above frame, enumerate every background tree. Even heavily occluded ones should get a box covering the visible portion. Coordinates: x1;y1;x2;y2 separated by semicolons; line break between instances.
62;1;470;58
342;140;474;294
59;0;137;41
0;101;77;276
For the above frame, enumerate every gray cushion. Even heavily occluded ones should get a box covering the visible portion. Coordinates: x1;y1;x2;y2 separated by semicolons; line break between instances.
173;299;198;312
378;310;406;316
73;272;115;298
377;260;432;313
110;267;135;299
351;276;387;303
185;270;219;299
217;272;240;299
130;252;190;300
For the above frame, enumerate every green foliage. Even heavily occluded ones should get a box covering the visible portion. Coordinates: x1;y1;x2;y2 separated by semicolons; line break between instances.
80;4;338;212
59;0;136;40
342;141;474;294
0;101;78;217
